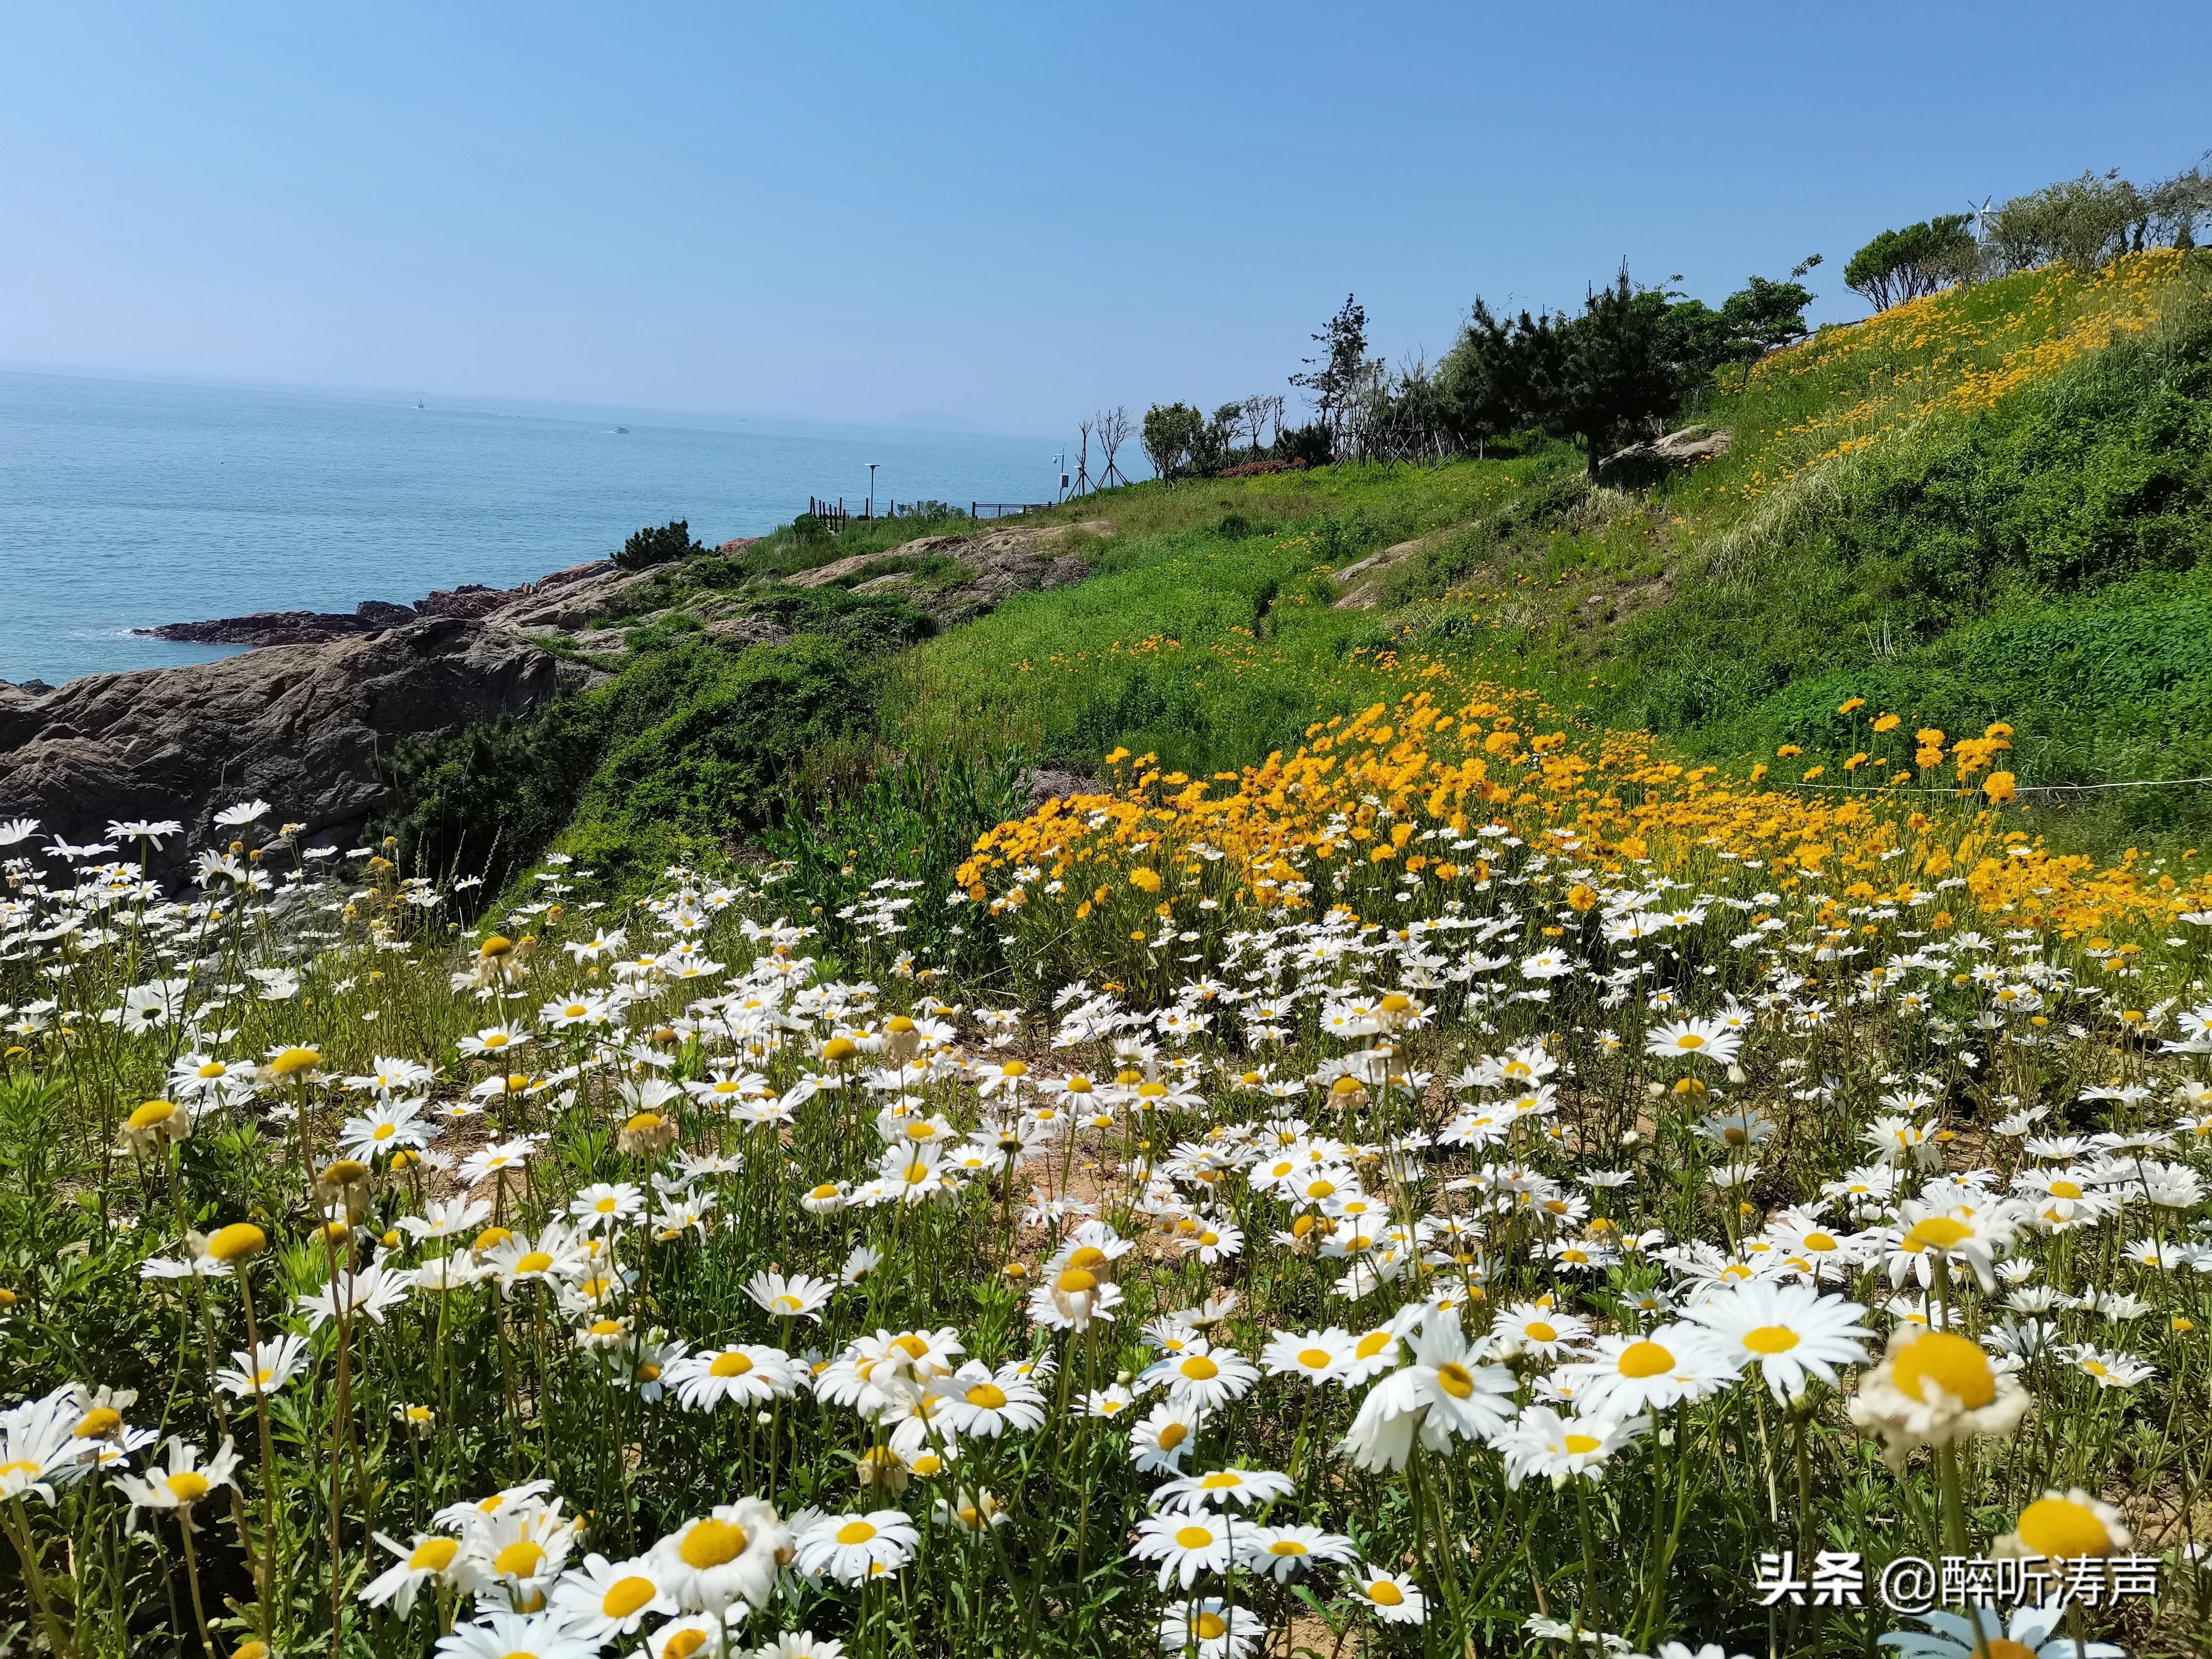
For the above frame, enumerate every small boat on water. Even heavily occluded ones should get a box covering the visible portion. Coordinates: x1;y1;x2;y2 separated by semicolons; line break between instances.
615;426;629;434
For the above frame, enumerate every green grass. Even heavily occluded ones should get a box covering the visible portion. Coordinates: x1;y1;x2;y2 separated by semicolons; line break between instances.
385;250;2212;900
884;453;1581;778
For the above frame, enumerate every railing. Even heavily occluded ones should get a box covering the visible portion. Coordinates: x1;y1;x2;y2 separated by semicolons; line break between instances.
807;496;988;532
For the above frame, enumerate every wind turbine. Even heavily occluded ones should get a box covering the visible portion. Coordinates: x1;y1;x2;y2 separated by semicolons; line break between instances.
1966;195;1996;240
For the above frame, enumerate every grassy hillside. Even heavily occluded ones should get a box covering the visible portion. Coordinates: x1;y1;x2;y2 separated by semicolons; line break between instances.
382;249;2212;904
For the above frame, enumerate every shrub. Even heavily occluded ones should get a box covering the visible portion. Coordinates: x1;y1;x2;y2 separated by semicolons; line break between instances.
614;517;706;572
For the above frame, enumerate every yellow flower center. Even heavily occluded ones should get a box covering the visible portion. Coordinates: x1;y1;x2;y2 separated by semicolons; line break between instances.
1525;1322;1558;1344
1803;1232;1838;1252
680;1518;748;1566
1435;1361;1477;1399
1066;1245;1106;1270
1893;1331;1996;1409
164;1472;210;1503
1564;1433;1602;1455
1174;1525;1214;1550
600;1575;657;1617
2015;1496;2114;1558
1196;1612;1228;1638
709;1352;754;1378
835;1520;878;1546
1617;1341;1675;1378
1355;1331;1392;1360
1157;1422;1188;1450
1905;1216;1972;1251
664;1631;709;1659
2049;1180;2083;1200
128;1099;178;1131
1055;1268;1097;1294
1743;1326;1801;1355
73;1408;121;1439
1297;1347;1333;1370
493;1539;544;1578
1368;1581;1405;1606
1179;1356;1219;1381
965;1384;1008;1410
408;1537;460;1571
514;1251;554;1276
1675;1033;1705;1050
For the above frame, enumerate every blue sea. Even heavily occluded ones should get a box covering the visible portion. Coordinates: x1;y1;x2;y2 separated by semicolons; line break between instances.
0;370;1065;686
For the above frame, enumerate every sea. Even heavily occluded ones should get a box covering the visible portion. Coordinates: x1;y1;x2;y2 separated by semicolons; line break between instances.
0;369;1067;686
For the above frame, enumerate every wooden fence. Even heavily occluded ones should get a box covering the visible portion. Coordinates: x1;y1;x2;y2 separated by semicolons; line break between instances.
804;496;1054;531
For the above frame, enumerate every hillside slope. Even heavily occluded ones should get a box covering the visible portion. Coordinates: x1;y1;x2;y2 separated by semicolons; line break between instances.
382;250;2212;902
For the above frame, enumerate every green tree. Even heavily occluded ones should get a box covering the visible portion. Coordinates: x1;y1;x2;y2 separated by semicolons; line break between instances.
1436;299;1563;454
1845;216;1976;311
1141;402;1206;484
1710;264;1821;384
1289;293;1370;455
1550;267;1686;471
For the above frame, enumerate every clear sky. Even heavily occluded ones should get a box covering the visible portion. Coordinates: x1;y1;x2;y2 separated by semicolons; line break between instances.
3;3;2206;437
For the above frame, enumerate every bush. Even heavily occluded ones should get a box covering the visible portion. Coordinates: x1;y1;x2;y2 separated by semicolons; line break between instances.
1274;422;1334;468
614;518;706;572
568;638;879;878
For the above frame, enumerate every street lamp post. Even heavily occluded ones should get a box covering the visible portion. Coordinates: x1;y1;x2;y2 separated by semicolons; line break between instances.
868;463;877;521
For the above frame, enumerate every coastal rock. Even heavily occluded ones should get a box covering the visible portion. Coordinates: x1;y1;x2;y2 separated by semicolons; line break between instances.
1595;425;1731;488
141;559;626;645
140;598;421;648
482;567;662;635
777;518;1111;626
784;519;1113;591
0;618;562;864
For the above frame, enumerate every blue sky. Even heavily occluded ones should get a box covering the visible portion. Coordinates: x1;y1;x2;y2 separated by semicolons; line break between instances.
2;3;2205;436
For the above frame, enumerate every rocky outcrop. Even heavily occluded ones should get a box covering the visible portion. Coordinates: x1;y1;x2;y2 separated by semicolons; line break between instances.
142;599;421;647
0;618;565;864
137;560;623;647
1595;426;1731;488
1331;533;1442;610
784;519;1111;592
1025;767;1105;805
777;519;1111;627
478;566;664;635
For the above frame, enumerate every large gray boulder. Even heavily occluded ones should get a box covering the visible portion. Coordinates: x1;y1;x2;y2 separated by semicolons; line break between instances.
1595;426;1731;488
0;617;565;864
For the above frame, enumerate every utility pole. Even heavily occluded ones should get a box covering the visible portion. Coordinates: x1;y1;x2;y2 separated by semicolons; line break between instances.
868;462;878;521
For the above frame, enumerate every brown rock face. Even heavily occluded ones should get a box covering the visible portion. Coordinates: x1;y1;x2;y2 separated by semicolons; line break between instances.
0;618;565;863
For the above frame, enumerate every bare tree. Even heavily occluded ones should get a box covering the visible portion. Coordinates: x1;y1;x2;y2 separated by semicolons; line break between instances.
1094;406;1133;489
1068;419;1093;498
1240;394;1274;455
